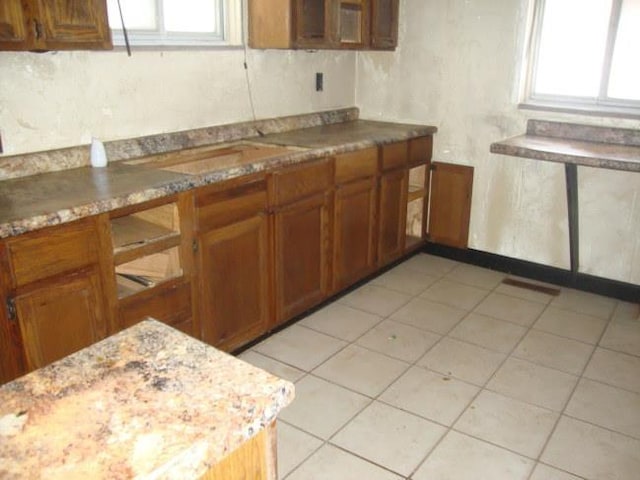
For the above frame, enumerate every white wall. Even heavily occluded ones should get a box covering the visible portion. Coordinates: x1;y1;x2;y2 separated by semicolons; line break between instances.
356;0;640;285
0;48;356;155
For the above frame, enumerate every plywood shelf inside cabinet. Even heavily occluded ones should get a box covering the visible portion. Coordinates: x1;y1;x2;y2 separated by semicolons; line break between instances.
115;246;183;299
111;216;179;251
407;185;427;202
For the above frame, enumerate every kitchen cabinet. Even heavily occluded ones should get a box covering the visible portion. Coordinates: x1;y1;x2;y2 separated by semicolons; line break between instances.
196;175;271;352
428;162;474;248
371;0;399;49
271;160;333;324
249;0;392;50
111;194;197;337
405;136;433;251
378;142;408;266
333;148;378;291
1;218;110;373
0;0;112;51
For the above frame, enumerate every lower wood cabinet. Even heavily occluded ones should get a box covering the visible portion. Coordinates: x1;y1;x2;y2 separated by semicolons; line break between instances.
274;192;331;324
14;269;107;370
333;177;377;291
199;214;270;351
378;167;408;266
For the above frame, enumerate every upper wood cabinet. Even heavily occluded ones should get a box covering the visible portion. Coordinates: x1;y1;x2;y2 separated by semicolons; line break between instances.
0;0;112;51
371;0;399;49
249;0;395;50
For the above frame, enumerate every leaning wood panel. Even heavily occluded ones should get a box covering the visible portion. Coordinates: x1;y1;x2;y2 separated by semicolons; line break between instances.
428;162;473;248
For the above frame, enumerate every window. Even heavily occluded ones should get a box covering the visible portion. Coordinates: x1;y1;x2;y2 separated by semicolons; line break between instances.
523;0;640;115
106;0;242;47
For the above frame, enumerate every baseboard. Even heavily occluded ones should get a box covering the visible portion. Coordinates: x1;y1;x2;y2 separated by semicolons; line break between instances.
422;243;640;303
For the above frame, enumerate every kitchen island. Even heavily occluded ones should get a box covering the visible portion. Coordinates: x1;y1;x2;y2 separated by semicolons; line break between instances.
0;319;295;479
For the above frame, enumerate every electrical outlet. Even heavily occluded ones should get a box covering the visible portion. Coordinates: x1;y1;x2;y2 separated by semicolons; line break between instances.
316;72;324;92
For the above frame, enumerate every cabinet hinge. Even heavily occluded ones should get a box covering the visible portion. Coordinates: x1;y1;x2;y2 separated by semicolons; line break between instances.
6;297;16;322
192;239;199;253
430;164;437;171
33;20;43;40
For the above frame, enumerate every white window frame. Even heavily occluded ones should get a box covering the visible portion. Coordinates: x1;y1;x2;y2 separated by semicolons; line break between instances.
108;0;243;47
521;0;640;117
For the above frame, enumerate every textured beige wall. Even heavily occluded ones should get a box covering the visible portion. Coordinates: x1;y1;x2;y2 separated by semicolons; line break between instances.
0;48;356;155
356;0;640;284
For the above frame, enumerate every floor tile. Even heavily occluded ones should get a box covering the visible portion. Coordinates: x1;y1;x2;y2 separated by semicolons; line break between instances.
534;307;607;344
550;288;617;319
380;366;479;426
370;267;439;295
454;390;558;458
412;431;534;480
417;337;506;386
542;416;640;480
356;320;441;363
486;357;578;411
338;284;412;317
529;463;583;480
421;279;488;310
599;319;640;356
583;347;640;394
397;253;459;276
277;422;322;478
286;444;402;480
279;376;370;439
513;329;594;375
565;378;640;439
494;277;556;305
389;297;466;334
445;263;506;290
237;351;305;383
611;301;640;322
299;303;383;342
313;345;409;397
331;401;446;477
473;292;546;327
253;325;347;371
448;313;527;354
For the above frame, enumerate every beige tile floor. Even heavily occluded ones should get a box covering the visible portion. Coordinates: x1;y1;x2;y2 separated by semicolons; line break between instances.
239;254;640;480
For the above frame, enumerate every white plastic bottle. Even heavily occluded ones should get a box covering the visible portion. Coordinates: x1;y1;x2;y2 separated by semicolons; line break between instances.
90;138;108;168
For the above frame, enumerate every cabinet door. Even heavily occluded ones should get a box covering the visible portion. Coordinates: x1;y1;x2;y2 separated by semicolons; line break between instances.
274;193;331;324
371;0;399;49
333;177;377;290
0;0;30;49
199;214;270;352
378;168;407;266
15;269;107;370
428;163;473;248
34;0;112;50
294;0;336;48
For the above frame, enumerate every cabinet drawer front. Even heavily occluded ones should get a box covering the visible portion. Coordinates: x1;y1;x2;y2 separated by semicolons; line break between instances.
271;159;332;206
408;136;433;166
335;147;378;183
381;141;408;171
7;220;99;286
197;178;268;231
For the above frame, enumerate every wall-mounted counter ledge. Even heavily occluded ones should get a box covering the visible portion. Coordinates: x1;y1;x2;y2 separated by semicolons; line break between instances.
0;319;295;479
490;120;640;172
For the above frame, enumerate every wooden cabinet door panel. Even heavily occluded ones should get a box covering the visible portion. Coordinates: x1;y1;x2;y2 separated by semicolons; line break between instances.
200;214;269;351
371;0;399;49
294;0;336;48
15;269;106;370
275;193;330;323
428;163;473;248
334;178;377;290
378;168;407;266
0;0;29;48
34;0;111;49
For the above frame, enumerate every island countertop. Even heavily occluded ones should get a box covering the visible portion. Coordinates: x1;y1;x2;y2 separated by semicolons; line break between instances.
0;319;295;479
0;109;437;239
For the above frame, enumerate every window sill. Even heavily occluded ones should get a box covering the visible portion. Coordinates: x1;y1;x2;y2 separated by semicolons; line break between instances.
518;101;640;121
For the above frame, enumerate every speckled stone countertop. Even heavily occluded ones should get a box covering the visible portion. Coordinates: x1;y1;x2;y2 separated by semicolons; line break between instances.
0;319;295;479
490;120;640;172
0;111;436;239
